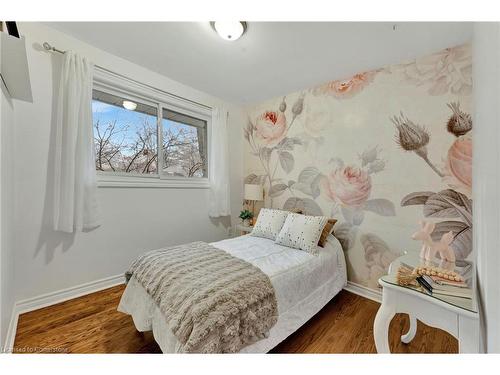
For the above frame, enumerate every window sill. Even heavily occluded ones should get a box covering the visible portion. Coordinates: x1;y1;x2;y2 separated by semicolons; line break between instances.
97;175;210;189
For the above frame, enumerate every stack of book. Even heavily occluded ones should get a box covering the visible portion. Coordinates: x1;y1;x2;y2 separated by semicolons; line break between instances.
416;261;473;300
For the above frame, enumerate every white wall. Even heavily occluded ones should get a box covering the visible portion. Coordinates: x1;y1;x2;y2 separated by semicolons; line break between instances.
473;22;500;353
0;40;16;348
11;22;244;302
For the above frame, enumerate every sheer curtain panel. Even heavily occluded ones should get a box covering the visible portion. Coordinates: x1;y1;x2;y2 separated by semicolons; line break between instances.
208;106;231;218
53;51;101;232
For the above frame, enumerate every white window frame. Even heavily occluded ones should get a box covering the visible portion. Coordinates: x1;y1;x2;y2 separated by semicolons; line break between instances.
93;68;212;189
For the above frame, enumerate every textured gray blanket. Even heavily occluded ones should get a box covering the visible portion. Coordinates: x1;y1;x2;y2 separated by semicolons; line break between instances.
125;241;278;353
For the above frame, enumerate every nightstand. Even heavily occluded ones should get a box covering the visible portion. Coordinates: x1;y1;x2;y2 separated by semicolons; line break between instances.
373;253;480;353
235;224;253;236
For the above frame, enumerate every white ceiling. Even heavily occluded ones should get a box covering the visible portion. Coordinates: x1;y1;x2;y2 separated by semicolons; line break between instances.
46;22;473;105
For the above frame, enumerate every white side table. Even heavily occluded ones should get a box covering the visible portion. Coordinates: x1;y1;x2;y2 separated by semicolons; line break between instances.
373;254;480;353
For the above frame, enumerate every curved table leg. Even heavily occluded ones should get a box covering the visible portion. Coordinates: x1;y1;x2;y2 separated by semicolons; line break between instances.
373;304;396;353
401;314;417;344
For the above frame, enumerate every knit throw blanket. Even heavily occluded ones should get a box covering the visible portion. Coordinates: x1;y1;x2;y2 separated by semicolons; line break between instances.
125;241;278;353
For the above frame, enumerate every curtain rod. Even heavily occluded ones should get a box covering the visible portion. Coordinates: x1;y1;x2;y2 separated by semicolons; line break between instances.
43;42;65;54
42;41;213;111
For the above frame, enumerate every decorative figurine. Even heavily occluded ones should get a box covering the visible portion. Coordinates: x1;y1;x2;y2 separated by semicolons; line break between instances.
412;221;436;261
439;259;456;271
412;221;455;263
434;231;456;263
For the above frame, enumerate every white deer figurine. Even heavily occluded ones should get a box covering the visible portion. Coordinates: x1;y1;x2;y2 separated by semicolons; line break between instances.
434;231;456;263
411;221;456;263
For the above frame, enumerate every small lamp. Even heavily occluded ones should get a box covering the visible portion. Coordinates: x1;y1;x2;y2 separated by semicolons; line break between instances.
244;184;263;226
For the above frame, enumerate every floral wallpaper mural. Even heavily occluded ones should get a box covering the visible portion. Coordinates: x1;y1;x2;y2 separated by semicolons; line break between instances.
244;44;472;291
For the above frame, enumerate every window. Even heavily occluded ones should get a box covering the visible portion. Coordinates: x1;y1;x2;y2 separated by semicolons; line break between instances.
91;74;210;188
162;109;208;178
92;90;158;175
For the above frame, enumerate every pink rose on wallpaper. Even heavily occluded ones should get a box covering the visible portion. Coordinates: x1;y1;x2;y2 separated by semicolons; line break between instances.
444;135;472;196
323;166;372;207
312;71;377;99
254;111;287;145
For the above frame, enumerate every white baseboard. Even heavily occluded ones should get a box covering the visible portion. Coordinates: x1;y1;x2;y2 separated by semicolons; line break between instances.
3;274;125;353
344;281;382;303
4;305;19;354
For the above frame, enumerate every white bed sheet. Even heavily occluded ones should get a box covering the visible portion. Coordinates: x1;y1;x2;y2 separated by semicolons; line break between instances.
118;234;347;353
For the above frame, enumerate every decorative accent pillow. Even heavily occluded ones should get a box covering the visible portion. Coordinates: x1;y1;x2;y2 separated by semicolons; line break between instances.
290;210;337;248
250;208;289;240
275;213;328;255
318;218;338;247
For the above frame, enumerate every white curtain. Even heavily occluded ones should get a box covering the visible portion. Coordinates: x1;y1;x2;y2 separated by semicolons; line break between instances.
208;106;231;217
53;51;101;233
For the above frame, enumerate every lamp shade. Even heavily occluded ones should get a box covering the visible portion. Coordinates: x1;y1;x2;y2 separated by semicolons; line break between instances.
244;184;263;201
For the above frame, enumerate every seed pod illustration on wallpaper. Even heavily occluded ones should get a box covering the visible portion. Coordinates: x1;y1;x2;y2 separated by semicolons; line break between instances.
395;103;473;260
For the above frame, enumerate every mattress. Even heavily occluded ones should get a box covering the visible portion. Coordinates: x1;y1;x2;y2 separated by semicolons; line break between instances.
118;234;347;353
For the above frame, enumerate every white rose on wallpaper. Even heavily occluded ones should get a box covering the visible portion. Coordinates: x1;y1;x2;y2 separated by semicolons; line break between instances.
301;96;335;137
393;44;472;96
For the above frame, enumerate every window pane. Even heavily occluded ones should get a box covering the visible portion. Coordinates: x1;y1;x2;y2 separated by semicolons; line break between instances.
92;90;158;174
162;108;207;178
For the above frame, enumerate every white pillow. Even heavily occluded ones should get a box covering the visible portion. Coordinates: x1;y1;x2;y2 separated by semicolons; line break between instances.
250;208;289;240
275;213;328;255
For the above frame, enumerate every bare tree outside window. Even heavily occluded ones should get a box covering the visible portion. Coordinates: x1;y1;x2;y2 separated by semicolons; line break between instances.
92;89;208;179
93;117;158;174
162;119;207;178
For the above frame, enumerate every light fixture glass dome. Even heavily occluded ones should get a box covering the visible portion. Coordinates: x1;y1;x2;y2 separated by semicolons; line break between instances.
211;21;247;41
122;100;137;111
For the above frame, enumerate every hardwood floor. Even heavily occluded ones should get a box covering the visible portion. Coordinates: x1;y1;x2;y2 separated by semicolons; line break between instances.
13;285;458;354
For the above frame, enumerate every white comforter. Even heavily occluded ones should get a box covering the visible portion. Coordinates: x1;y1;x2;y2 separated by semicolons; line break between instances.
118;234;347;353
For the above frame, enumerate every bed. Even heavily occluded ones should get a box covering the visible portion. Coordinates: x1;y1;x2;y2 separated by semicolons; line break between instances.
118;233;347;353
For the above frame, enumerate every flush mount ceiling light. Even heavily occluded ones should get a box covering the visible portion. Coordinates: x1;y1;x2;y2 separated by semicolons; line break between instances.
122;100;137;111
210;21;247;41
